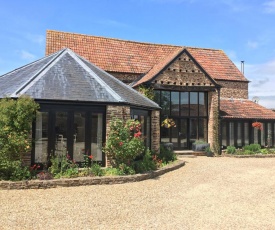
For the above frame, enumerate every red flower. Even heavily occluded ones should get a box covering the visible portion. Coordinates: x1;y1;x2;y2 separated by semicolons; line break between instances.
134;131;142;138
119;142;123;146
88;155;93;159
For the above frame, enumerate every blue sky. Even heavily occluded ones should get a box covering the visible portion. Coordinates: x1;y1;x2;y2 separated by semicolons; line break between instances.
1;0;275;107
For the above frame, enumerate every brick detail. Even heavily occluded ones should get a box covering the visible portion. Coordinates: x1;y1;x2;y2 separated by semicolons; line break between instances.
108;72;141;83
217;80;248;99
151;110;160;153
154;53;213;87
208;91;219;150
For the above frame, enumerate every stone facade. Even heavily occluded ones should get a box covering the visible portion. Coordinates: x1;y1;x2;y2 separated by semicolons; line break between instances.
154;52;214;88
217;80;248;99
208;91;219;152
151;110;160;152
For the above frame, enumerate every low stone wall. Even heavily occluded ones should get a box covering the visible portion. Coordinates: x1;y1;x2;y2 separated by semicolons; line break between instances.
0;160;185;190
223;153;275;158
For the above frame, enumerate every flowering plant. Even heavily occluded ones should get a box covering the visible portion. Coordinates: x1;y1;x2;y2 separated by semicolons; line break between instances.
161;118;176;128
103;118;145;166
252;122;263;130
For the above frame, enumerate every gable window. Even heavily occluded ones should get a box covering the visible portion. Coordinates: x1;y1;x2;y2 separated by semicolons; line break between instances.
154;90;208;150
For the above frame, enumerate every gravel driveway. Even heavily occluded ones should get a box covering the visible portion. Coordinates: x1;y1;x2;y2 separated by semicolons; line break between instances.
1;157;275;230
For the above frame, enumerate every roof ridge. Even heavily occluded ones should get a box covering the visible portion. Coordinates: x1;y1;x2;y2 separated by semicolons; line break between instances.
0;50;60;79
47;30;222;51
10;49;67;97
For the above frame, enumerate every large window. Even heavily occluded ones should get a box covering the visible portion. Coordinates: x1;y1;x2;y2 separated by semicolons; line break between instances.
131;109;151;149
221;121;275;148
154;90;208;149
34;104;105;165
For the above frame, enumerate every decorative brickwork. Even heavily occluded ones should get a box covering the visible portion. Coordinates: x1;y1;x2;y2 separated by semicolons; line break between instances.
217;80;248;99
208;91;219;152
151;110;160;152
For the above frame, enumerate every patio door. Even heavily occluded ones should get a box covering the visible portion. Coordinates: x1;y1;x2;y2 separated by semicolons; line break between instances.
170;119;188;150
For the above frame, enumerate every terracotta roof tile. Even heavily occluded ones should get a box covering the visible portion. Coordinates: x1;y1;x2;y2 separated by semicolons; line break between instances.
220;98;275;119
46;30;248;82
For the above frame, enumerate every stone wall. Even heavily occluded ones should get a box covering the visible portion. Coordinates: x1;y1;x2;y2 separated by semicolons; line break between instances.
153;52;215;88
208;90;219;152
217;80;248;99
151;110;160;152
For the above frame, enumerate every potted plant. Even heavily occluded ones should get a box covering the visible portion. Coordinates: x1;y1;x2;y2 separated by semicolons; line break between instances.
192;140;210;152
161;118;176;128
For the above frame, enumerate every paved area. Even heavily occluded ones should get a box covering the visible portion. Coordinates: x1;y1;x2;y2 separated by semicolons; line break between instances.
0;157;275;229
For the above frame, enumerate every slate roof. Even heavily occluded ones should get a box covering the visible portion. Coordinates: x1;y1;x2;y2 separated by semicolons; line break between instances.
220;98;275;119
46;30;248;82
0;48;160;110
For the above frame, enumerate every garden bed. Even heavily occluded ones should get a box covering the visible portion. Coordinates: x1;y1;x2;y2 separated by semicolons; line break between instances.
0;160;185;190
222;153;275;158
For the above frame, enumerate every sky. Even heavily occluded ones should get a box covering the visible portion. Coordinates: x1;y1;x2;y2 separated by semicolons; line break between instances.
1;0;275;108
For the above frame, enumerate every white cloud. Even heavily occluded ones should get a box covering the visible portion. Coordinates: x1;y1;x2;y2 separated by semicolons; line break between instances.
245;59;275;108
19;50;36;61
263;0;275;13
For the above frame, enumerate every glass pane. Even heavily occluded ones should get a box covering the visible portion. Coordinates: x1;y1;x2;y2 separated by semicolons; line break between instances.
180;92;189;116
180;119;187;148
190;92;198;116
254;127;258;144
190;118;198;144
161;116;170;143
199;92;207;116
267;123;272;147
171;119;179;148
261;123;265;146
198;118;207;142
237;122;242;147
244;122;249;145
229;122;234;146
160;91;170;116
154;90;160;105
35;112;48;163
171;92;179;116
221;122;227;146
91;113;103;161
146;116;151;148
55;112;67;156
73;112;86;162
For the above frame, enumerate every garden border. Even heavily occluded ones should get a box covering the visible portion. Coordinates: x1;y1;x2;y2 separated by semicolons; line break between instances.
222;153;275;158
0;160;185;190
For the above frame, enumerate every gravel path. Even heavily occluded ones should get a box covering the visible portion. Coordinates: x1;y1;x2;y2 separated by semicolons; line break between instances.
1;157;275;229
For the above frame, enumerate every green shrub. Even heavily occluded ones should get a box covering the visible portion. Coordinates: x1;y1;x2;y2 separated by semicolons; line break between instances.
117;163;135;175
243;144;261;153
48;153;78;178
158;145;177;163
0;160;31;181
104;167;121;176
133;149;157;173
226;146;236;154
0;96;39;162
90;163;104;176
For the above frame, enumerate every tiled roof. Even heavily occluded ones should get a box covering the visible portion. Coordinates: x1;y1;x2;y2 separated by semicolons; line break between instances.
0;48;160;110
46;30;248;82
220;98;275;119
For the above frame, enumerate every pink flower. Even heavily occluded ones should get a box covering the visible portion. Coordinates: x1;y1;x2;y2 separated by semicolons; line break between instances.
119;142;123;146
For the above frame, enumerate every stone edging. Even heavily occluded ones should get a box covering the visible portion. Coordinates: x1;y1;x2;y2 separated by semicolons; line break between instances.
222;153;275;158
0;160;185;190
